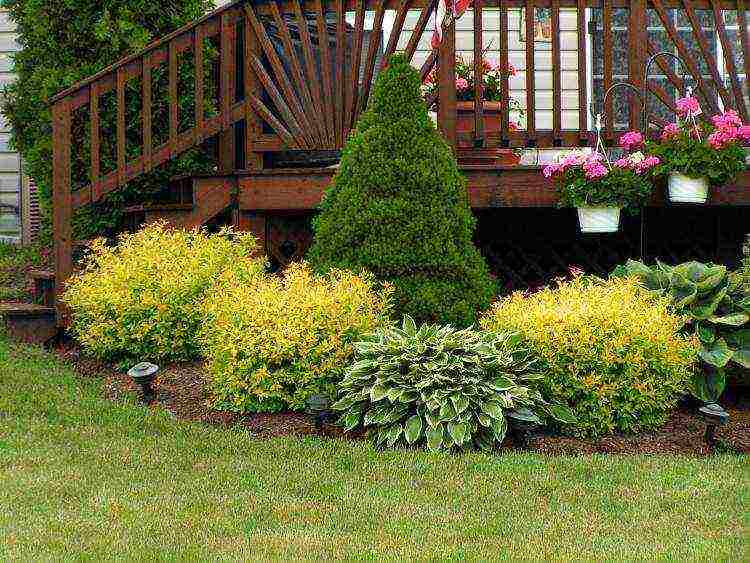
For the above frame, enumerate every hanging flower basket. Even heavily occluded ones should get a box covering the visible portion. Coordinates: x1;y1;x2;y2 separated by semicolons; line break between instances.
667;172;709;204
542;130;658;236
646;93;749;205
576;206;622;233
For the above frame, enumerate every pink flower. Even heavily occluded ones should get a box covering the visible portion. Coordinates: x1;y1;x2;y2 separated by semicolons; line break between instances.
712;109;742;130
708;127;739;149
619;131;644;151
455;77;469;90
584;162;608;180
509;121;520;131
676;96;701;117
661;122;680;141
739;125;750;143
613;157;631;168
543;164;559;178
634;155;660;174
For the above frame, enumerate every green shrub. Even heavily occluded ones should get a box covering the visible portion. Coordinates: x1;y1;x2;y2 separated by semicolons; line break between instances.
200;262;394;413
62;222;259;364
613;259;749;402
1;0;215;241
480;276;698;438
308;54;495;326
333;317;575;451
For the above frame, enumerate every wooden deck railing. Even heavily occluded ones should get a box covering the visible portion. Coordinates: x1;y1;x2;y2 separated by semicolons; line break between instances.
50;0;749;321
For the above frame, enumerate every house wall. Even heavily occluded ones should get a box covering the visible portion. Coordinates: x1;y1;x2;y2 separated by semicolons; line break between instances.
0;9;28;244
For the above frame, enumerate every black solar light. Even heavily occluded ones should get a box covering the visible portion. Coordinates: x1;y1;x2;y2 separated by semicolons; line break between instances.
698;403;729;448
128;362;160;405
306;394;334;429
507;408;541;449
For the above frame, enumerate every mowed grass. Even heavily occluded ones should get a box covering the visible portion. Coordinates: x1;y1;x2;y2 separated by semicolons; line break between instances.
0;338;748;560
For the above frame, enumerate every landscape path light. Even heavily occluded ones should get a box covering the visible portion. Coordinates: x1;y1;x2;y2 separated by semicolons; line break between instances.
128;362;160;405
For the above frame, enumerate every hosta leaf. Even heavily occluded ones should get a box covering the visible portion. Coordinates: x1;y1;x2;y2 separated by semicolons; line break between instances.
402;314;417;336
697;324;716;344
699;338;734;368
490;416;508;442
425;410;441;428
448;422;468;446
426;425;444;451
331;395;358;411
439;401;456;422
386;424;402;447
691;369;726;403
547;404;577;424
692;287;728;320
404;415;423;444
726;329;750;368
370;385;389;402
398;390;420;403
477;413;491;427
450;394;469;415
709;313;749;327
483;401;504;420
340;410;361;432
669;273;698;309
491;376;516;391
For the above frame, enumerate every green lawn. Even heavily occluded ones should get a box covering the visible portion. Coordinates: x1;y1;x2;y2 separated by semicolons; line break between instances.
0;338;748;560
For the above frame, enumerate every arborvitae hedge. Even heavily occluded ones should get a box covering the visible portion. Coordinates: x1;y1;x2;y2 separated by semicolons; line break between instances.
1;0;214;241
308;55;495;325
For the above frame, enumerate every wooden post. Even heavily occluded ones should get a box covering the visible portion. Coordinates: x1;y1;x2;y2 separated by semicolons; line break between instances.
437;21;456;150
243;8;262;170
52;101;72;326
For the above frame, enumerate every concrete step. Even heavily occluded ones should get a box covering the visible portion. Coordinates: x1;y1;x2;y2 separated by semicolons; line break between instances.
0;303;57;344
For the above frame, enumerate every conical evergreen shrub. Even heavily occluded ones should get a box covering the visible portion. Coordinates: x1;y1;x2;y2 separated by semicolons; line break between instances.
308;55;495;325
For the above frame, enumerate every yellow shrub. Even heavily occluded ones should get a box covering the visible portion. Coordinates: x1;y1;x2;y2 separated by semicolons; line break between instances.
62;223;261;363
201;262;394;413
480;276;698;437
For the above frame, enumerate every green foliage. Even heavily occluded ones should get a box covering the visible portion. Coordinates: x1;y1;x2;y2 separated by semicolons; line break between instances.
1;0;215;241
481;276;697;438
62;223;258;365
308;54;495;326
201;262;394;414
555;165;653;211
333;316;575;451
0;242;47;302
613;259;750;402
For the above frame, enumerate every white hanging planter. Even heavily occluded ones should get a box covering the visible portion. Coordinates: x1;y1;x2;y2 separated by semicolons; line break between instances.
576;206;622;233
668;172;709;204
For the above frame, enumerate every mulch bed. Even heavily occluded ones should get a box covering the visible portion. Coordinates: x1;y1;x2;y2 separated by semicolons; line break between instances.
55;344;750;456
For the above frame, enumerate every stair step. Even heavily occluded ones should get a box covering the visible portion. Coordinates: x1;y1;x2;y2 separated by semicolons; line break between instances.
0;303;57;344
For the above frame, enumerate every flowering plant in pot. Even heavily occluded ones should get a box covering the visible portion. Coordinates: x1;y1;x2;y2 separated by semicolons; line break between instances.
423;55;523;165
646;94;749;204
543;132;659;233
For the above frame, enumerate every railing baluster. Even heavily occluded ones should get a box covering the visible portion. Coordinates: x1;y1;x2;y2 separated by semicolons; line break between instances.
347;0;365;134
628;0;647;131
525;0;536;144
195;25;205;143
169;41;179;158
736;0;750;87
551;0;561;143
52;100;72;325
403;0;437;64
712;0;749;120
474;0;485;146
90;82;100;201
244;8;262;169
143;52;153;174
335;0;346;146
603;0;613;136
218;12;235;171
382;0;412;69
117;67;126;187
314;0;336;148
438;20;457;150
500;0;510;142
577;0;588;141
358;0;387;117
651;0;720;115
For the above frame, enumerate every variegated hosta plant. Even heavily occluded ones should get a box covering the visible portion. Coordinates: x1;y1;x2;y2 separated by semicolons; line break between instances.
332;316;576;451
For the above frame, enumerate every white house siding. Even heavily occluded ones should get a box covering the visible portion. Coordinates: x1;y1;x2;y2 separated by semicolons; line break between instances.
0;9;24;243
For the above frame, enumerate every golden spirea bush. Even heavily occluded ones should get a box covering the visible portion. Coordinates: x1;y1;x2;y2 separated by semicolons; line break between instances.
200;262;394;413
62;223;261;363
480;276;698;437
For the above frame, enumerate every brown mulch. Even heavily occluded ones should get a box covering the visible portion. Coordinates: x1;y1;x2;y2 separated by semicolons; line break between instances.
54;344;750;456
